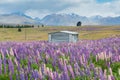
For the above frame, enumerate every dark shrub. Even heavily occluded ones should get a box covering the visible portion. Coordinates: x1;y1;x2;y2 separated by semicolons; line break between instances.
18;28;22;32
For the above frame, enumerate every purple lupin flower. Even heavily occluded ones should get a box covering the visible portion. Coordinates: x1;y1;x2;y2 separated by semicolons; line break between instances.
63;61;70;80
74;62;80;76
3;58;7;74
17;62;21;73
8;59;14;74
20;70;25;80
9;73;13;80
111;76;115;80
99;68;105;80
58;59;63;71
27;59;31;73
41;64;45;76
0;58;2;74
67;65;75;79
85;67;91;76
16;72;19;80
34;70;40;79
89;63;95;71
53;72;59;80
93;68;98;78
24;67;28;80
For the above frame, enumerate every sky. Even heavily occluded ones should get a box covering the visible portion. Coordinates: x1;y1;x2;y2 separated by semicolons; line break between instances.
0;0;120;19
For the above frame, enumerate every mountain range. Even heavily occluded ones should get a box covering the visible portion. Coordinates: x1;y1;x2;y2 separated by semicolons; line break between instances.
0;12;120;26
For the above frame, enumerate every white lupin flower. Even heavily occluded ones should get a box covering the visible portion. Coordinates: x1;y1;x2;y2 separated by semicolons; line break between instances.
104;69;107;79
10;48;14;56
119;69;120;75
109;67;113;76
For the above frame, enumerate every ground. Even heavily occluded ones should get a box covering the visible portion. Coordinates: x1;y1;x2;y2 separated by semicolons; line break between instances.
0;26;120;41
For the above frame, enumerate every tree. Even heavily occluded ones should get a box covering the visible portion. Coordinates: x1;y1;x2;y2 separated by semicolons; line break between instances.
42;24;44;27
32;25;34;28
77;21;82;26
38;25;39;28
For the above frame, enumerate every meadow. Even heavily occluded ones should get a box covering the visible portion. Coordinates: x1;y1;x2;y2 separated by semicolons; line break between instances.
0;26;120;41
0;26;120;80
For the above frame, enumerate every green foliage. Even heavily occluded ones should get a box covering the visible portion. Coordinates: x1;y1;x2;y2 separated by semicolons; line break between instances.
31;63;39;70
43;75;50;80
12;73;17;80
39;60;43;64
0;73;19;80
113;72;120;80
47;58;53;64
0;54;2;59
20;59;28;67
41;53;46;58
94;59;108;70
0;74;9;80
89;54;108;71
59;55;69;60
111;62;120;75
46;63;53;71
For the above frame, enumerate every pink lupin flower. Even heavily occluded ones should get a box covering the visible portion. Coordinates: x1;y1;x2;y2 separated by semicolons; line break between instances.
50;72;54;80
79;56;83;65
104;69;107;79
82;54;85;63
109;52;112;59
59;58;63;65
36;50;40;57
47;68;52;77
108;75;112;80
68;65;75;79
14;58;18;66
118;55;120;61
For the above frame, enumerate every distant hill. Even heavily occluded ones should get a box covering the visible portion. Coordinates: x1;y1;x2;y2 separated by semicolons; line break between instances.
0;12;120;26
0;12;41;25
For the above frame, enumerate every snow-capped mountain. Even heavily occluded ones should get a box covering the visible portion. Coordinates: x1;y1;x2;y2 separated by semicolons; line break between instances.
0;12;120;26
41;13;120;26
40;13;89;26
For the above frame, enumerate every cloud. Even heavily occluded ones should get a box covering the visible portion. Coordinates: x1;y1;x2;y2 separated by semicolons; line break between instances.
0;0;23;4
0;0;44;4
57;0;120;17
0;0;120;18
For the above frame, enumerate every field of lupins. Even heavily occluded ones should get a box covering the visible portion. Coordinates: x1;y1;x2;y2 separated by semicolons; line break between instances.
0;37;120;80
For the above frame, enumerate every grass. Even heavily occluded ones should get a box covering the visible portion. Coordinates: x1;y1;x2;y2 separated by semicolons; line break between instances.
0;26;120;41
